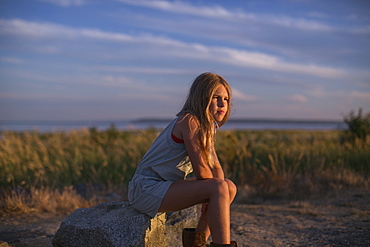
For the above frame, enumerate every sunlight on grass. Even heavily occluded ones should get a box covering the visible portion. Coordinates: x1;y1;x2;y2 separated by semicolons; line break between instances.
0;127;369;213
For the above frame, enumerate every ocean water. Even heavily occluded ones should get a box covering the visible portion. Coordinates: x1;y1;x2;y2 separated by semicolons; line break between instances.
0;119;347;132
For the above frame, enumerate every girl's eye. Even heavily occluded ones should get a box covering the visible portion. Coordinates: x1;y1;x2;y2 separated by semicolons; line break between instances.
213;96;229;101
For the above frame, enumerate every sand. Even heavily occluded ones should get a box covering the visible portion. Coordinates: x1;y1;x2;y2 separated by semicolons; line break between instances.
1;189;369;247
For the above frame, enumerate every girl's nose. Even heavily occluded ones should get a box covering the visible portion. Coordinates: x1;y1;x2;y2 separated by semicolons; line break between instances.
218;98;225;107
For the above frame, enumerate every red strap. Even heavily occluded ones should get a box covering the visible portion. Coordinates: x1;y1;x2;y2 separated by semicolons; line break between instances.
171;133;184;143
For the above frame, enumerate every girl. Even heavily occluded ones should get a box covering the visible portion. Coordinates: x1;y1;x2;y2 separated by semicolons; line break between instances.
128;72;238;247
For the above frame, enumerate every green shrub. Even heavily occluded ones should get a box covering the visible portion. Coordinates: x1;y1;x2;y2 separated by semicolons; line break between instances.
343;108;370;144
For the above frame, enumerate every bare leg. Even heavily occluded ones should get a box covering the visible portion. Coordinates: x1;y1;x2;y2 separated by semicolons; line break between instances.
158;178;232;244
196;179;237;240
196;204;210;238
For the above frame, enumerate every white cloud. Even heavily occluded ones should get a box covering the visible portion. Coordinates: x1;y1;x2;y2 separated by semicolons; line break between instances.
307;12;329;19
0;19;78;39
88;75;134;88
289;94;308;103
232;89;257;102
214;48;347;78
0;70;181;103
115;0;334;32
268;16;333;31
79;29;134;42
349;91;370;103
0;19;185;46
0;19;349;79
351;25;370;34
307;87;328;98
88;66;195;75
305;87;370;109
35;45;61;54
38;0;87;7
0;57;23;64
91;75;182;102
114;0;246;20
0;92;91;101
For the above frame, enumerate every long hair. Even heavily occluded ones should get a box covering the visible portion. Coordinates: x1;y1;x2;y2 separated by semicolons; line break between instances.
177;72;232;168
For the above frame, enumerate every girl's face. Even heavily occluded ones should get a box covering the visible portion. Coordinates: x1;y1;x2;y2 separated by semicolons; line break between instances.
209;85;229;122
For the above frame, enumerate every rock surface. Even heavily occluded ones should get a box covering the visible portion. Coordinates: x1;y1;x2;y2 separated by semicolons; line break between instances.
164;206;199;246
52;201;199;247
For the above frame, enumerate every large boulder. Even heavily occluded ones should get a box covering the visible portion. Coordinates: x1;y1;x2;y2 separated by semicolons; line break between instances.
164;207;199;246
52;201;199;247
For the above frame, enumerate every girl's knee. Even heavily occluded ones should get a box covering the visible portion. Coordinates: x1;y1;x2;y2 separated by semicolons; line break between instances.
208;178;230;195
225;179;237;198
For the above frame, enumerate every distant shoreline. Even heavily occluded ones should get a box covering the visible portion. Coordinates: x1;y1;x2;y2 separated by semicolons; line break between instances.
0;118;346;132
133;117;344;124
0;117;345;125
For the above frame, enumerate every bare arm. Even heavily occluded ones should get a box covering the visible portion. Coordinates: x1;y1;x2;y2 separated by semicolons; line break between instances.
179;115;213;179
210;148;225;180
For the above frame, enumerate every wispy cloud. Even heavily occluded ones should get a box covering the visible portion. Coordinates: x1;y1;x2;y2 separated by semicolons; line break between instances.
108;1;363;70
213;48;347;78
289;94;308;103
0;65;182;102
349;91;370;103
88;66;195;75
0;92;91;101
0;57;23;64
351;25;370;34
232;89;257;102
0;19;188;48
0;19;77;38
305;87;370;106
89;75;184;103
268;16;333;31
0;19;130;41
1;0;369;122
1;19;346;79
37;0;87;7
115;0;334;32
114;0;247;20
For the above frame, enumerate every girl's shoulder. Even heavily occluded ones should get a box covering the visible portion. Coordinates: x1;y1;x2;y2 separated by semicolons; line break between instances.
176;113;199;129
174;114;200;137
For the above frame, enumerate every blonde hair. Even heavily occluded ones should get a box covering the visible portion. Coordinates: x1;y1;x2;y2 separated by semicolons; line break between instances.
177;72;232;168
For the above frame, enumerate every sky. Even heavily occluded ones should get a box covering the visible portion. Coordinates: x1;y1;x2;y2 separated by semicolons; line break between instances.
0;0;369;122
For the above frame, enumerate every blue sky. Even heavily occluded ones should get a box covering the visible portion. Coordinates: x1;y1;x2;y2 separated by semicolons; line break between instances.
1;0;369;121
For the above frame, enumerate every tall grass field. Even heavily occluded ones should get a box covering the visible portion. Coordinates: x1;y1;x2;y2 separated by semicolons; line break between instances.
1;126;369;214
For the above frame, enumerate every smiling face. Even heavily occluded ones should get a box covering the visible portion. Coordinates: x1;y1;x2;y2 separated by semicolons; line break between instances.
209;85;229;122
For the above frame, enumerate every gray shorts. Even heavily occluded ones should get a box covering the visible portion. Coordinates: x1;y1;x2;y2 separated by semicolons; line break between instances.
128;169;173;218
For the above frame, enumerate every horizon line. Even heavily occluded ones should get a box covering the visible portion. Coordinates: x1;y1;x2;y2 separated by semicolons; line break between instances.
0;117;345;124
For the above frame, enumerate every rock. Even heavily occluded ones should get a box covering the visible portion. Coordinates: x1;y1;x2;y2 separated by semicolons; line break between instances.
52;201;199;247
164;206;200;246
52;201;149;247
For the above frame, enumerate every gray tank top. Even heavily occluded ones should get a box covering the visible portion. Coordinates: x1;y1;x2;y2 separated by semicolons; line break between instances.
135;117;193;181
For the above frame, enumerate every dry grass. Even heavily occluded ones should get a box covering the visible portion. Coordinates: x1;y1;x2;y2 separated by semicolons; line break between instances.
216;130;370;199
0;186;97;216
0;128;156;189
0;127;369;214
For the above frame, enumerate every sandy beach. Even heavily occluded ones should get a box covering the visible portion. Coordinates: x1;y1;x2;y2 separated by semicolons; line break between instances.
231;189;370;246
